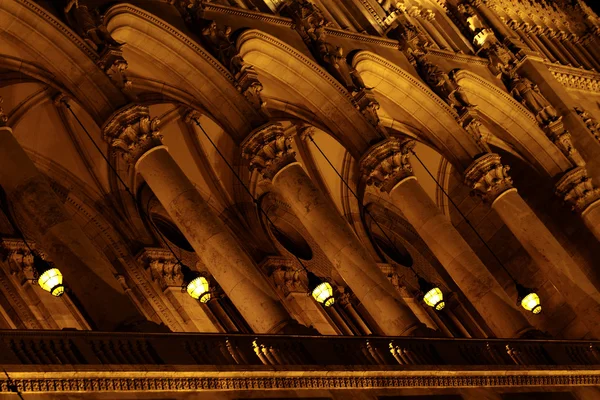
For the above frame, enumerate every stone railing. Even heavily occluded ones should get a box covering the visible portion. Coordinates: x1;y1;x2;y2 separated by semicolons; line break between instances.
1;330;600;368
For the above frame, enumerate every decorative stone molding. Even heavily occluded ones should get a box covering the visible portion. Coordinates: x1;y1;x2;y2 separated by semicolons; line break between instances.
2;371;600;393
549;66;600;93
464;153;514;203
353;88;382;129
101;104;162;164
241;123;296;180
136;248;181;291
555;167;600;214
359;137;416;193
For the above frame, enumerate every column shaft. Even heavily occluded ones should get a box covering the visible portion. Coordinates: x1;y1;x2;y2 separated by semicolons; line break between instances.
0;127;148;331
492;189;600;337
389;177;532;338
273;163;424;336
136;146;293;334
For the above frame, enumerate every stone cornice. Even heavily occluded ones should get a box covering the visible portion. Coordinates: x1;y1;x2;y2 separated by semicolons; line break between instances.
2;369;600;393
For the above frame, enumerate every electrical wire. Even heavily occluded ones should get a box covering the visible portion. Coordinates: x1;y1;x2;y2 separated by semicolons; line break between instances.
189;117;314;276
409;149;519;285
3;369;25;400
306;135;425;281
62;100;184;267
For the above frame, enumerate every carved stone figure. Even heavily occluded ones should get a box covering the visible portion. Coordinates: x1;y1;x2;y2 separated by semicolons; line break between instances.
201;21;244;74
64;0;122;53
310;26;365;92
502;70;559;126
413;53;474;112
285;0;329;42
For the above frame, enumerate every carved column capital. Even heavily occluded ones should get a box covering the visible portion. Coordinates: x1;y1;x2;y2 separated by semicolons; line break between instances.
555;167;600;214
296;123;317;142
241;123;297;180
464;153;514;203
102;104;162;165
0;238;36;284
136;248;182;291
359;137;416;193
184;109;202;125
261;257;307;297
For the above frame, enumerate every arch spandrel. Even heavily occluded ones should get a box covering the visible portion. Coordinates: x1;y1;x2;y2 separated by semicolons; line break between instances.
0;0;123;123
237;29;380;159
104;4;259;141
352;51;479;171
453;70;573;177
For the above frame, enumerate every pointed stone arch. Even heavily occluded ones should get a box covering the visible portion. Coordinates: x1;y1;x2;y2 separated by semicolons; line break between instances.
104;3;259;141
453;70;573;177
0;1;123;123
352;51;480;171
237;29;380;159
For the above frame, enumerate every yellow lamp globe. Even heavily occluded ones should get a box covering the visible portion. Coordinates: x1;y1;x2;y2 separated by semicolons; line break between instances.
186;276;211;303
181;264;211;303
34;256;65;297
307;271;334;307
517;283;541;314
419;277;445;311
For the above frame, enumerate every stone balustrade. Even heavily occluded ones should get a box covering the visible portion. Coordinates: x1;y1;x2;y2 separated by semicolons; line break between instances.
1;330;600;368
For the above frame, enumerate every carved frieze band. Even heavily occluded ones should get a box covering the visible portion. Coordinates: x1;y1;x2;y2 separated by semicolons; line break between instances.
1;372;600;392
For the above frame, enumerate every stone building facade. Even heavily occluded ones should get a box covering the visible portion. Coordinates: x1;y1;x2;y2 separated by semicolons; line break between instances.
1;0;600;398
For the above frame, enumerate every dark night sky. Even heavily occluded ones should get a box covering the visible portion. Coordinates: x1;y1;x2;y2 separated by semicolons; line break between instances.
587;0;600;16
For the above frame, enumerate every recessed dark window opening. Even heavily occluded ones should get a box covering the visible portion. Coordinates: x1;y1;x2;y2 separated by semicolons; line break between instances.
374;233;414;268
151;214;194;252
270;221;313;261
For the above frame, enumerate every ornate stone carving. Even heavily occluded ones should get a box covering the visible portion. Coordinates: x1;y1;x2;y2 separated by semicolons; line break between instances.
136;248;182;291
0;96;7;127
353;89;382;128
555;167;600;214
64;0;122;53
359;137;415;193
464;153;514;203
241;123;297;180
411;53;474;114
102;105;162;164
501;70;559;127
64;1;133;97
543;119;585;167
575;106;600;142
262;257;307;297
285;1;365;92
0;238;36;285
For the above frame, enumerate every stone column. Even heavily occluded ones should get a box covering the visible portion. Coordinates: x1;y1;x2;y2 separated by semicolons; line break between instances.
242;124;427;337
555;167;600;242
102;105;299;334
360;138;533;339
539;31;571;65
0;127;151;332
465;153;600;337
554;32;581;67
